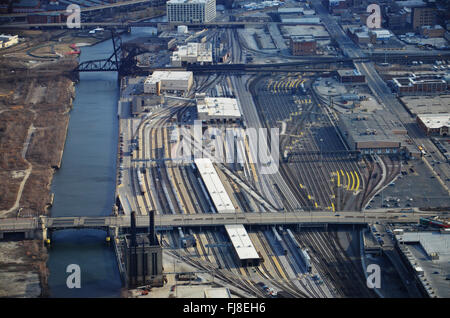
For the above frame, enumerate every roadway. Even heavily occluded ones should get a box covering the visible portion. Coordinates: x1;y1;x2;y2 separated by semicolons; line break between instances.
0;209;437;233
0;0;155;18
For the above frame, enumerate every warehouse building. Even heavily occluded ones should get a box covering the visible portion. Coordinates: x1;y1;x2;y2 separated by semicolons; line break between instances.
336;69;366;84
289;36;317;55
170;42;212;67
392;73;449;95
196;93;242;123
338;112;405;155
144;71;193;95
167;0;216;23
416;113;449;136
131;95;164;116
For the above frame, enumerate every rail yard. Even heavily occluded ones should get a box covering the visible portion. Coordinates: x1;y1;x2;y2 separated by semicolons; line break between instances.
111;16;449;296
1;0;449;300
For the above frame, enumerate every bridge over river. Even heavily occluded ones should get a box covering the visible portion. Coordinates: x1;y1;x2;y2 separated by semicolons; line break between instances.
0;209;431;241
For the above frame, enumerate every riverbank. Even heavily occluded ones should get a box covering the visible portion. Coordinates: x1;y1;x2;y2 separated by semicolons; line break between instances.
0;240;49;297
0;29;112;297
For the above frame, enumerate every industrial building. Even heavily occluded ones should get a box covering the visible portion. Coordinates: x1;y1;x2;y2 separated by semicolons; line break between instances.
167;0;216;23
347;26;370;45
400;95;450;116
144;71;193;95
392;74;450;95
416;113;449;136
170;42;212;67
336;69;365;84
289;36;317;55
420;25;445;38
338;112;405;154
131;95;164;116
0;34;18;49
395;230;450;297
120;212;164;288
196;94;242;123
368;29;393;43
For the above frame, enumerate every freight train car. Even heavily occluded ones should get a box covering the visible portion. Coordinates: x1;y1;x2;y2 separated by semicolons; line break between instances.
420;217;450;228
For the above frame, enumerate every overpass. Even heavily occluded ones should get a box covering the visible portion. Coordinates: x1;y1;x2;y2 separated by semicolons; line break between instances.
0;210;432;241
0;0;156;18
0;21;267;29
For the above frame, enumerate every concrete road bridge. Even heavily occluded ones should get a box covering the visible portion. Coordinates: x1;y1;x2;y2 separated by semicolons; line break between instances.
0;209;435;241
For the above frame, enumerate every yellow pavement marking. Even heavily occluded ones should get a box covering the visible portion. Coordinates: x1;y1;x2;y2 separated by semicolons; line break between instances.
331;202;335;212
350;171;355;191
346;171;351;190
336;171;340;187
314;202;318;208
355;171;360;191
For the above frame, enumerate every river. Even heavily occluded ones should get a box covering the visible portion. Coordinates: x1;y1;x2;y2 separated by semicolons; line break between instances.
47;26;157;298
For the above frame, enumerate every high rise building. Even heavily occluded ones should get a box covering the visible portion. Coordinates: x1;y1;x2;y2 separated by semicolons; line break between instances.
167;0;216;23
412;6;437;30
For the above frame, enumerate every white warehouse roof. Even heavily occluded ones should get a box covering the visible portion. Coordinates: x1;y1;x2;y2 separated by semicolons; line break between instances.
194;158;235;213
225;224;260;261
417;113;450;129
145;71;193;85
197;96;242;120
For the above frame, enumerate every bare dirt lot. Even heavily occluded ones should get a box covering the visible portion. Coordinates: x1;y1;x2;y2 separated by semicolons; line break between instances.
0;240;49;297
0;30;80;218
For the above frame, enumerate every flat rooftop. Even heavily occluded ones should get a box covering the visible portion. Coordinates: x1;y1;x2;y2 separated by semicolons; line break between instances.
145;71;193;84
280;25;329;39
417;113;450;129
393;74;448;88
224;224;260;261
339;111;404;144
172;42;212;63
167;0;210;4
197;96;242;119
401;95;450;115
194;158;235;213
396;231;450;297
204;288;231;298
337;69;362;77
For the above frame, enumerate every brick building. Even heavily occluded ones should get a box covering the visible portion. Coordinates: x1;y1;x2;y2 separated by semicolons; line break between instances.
417;114;449;136
336;69;366;83
392;74;449;95
412;6;437;30
290;36;317;55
